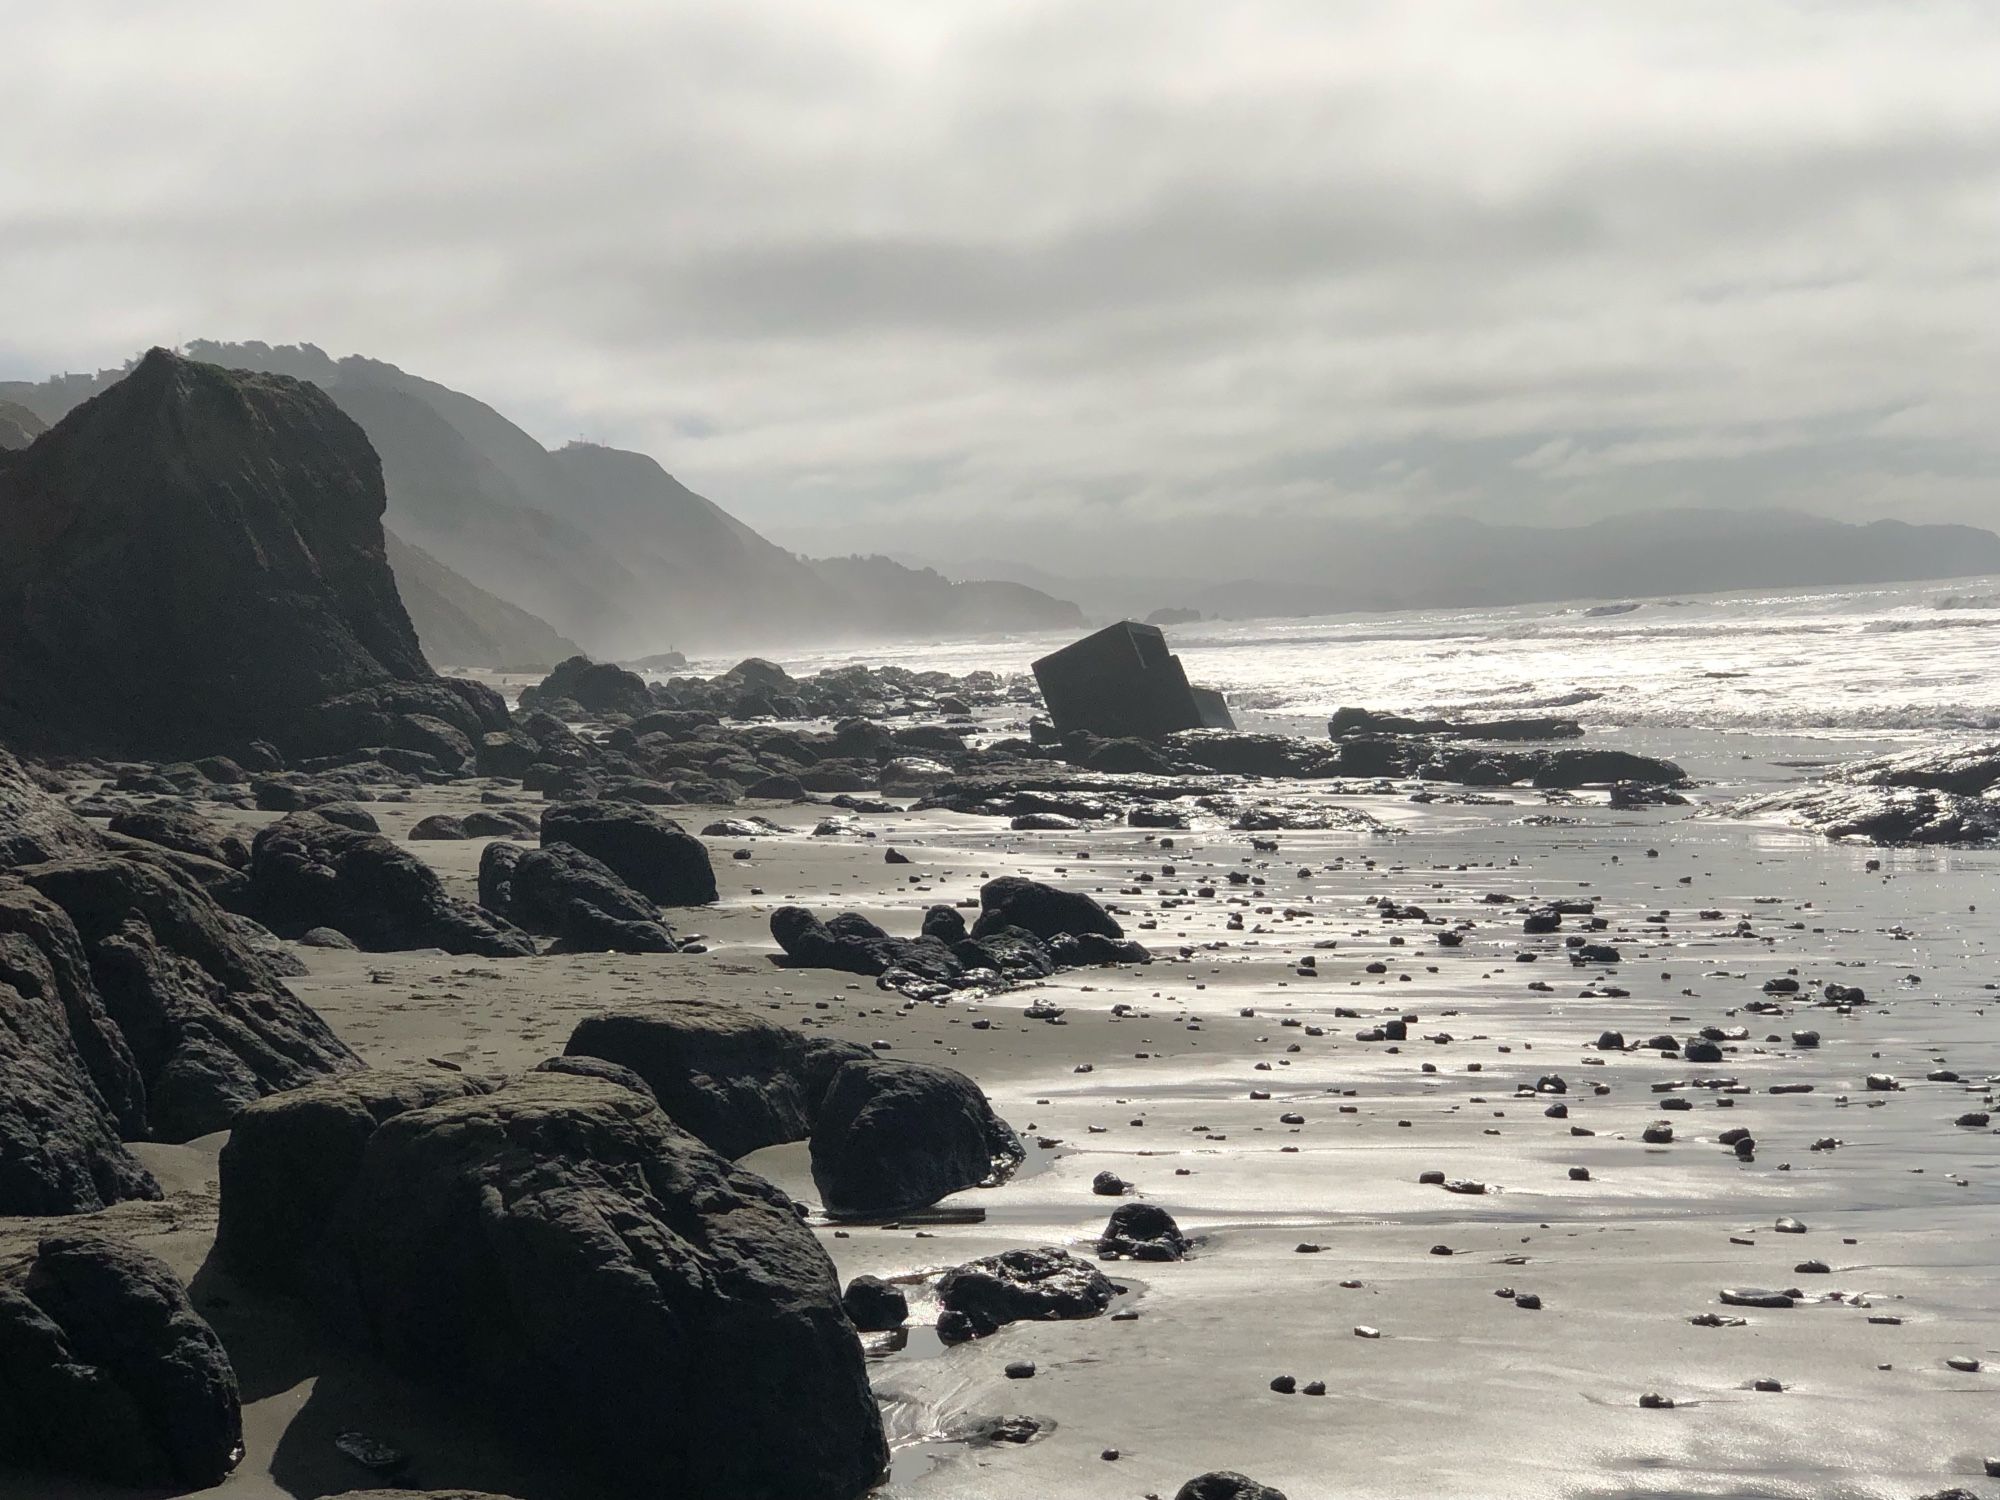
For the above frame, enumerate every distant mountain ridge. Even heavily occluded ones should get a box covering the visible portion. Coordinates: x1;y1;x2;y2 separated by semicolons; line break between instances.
1;342;1084;662
906;509;2000;623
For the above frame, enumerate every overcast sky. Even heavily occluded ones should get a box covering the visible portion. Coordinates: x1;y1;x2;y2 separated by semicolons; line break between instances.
7;1;1997;558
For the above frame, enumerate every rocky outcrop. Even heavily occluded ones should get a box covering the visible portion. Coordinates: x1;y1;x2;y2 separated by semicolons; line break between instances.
248;812;535;957
564;1003;866;1159
1177;1474;1290;1500
0;1231;241;1488
769;906;965;983
972;876;1123;942
539;802;717;906
1733;741;2000;845
1098;1202;1190;1261
935;1248;1117;1342
809;1058;1023;1218
11;856;361;1142
0;883;158;1214
519;655;657;717
479;841;677;953
1328;706;1583;741
0;749;100;868
105;807;250;869
0;349;439;759
315;1073;887;1498
214;1067;495;1293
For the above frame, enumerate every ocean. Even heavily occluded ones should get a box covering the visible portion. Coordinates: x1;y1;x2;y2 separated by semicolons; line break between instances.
741;573;2000;790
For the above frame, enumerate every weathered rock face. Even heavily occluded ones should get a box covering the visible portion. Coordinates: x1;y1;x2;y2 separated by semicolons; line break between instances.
0;349;437;758
840;1275;908;1332
770;905;963;982
481;840;677;954
1176;1473;1290;1500
1098;1202;1190;1261
105;807;251;870
972;876;1123;942
0;1231;242;1488
564;1003;867;1159
935;1248;1117;1342
13;856;361;1142
0;881;159;1215
249;812;535;957
319;1074;887;1500
0;749;100;868
1033;621;1234;739
519;655;656;717
1733;740;2000;845
540;802;718;906
809;1058;1023;1219
214;1066;496;1294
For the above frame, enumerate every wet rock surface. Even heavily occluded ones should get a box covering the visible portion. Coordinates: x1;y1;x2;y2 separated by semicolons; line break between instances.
0;1230;241;1488
810;1057;1024;1217
315;1073;887;1499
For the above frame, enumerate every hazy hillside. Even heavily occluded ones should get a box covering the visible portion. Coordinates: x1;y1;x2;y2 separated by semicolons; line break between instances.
4;342;1086;657
0;400;46;450
811;555;1087;636
385;531;582;671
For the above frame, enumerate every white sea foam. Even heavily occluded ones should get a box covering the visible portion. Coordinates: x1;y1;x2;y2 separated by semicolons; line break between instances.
758;573;2000;739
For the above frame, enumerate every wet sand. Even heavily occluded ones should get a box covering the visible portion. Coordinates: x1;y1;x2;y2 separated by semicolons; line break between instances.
8;772;1996;1500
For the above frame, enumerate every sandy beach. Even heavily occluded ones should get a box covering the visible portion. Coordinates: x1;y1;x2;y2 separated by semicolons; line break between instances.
7;756;1994;1500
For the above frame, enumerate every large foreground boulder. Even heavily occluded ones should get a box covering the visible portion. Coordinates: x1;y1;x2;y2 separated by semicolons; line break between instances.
972;876;1123;942
214;1067;496;1294
0;881;161;1212
0;1231;241;1488
12;856;361;1142
810;1058;1023;1218
564;1003;867;1159
318;1073;887;1499
540;802;717;906
249;812;535;957
0;349;440;759
479;841;676;954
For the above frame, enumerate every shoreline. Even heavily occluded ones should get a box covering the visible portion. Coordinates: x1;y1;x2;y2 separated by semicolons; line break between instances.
7;762;1995;1499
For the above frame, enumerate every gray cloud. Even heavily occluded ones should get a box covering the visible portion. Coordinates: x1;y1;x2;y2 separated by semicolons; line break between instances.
5;0;1997;566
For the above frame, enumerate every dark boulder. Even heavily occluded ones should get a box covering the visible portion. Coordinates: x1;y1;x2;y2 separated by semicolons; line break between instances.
769;906;966;984
952;927;1057;981
530;1053;658;1102
1177;1474;1290;1500
972;876;1122;942
1098;1202;1189;1261
0;1231;241;1488
1530;748;1686;788
936;1248;1116;1341
484;842;677;954
809;1058;1023;1218
0;884;161;1214
215;1066;496;1294
0;350;438;760
539;802;717;906
408;813;468;840
841;1275;909;1331
16;856;361;1141
1049;930;1153;967
105;807;250;869
318;1073;887;1499
564;1003;869;1159
518;655;656;718
249;812;535;957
